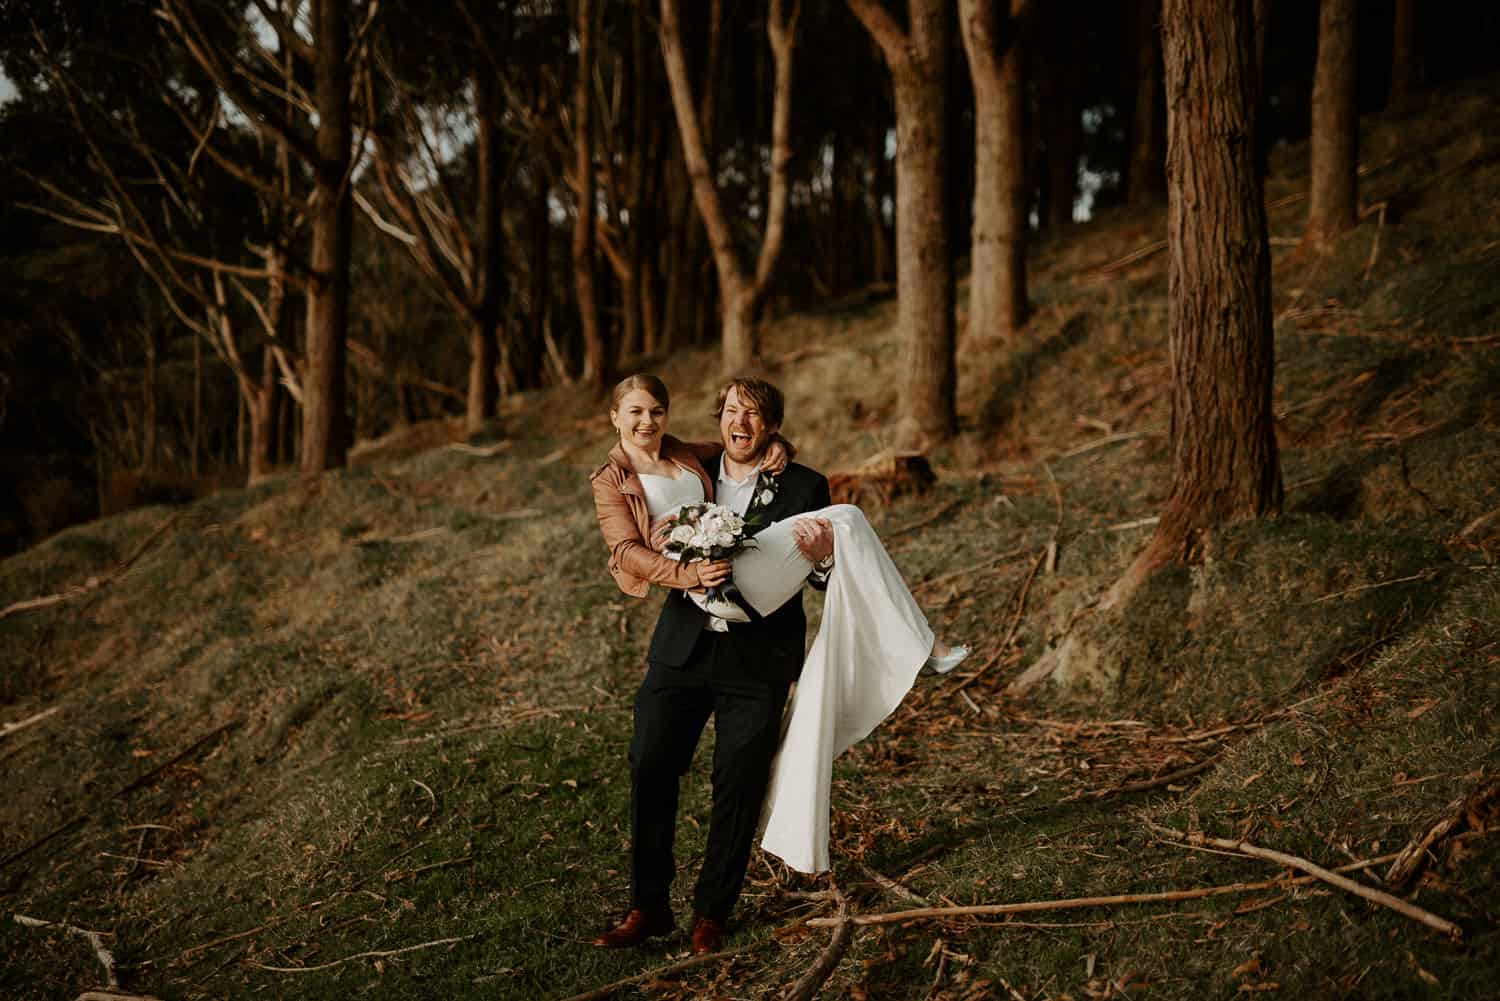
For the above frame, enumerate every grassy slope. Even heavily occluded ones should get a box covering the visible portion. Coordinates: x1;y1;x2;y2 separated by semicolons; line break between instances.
3;74;1499;1000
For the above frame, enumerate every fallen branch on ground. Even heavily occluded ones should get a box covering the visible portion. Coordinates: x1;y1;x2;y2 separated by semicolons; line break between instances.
1458;506;1500;540
1065;755;1224;801
805;853;1400;929
1362;200;1389;280
782;886;853;1001
1309;568;1439;604
1000;547;1046;652
860;863;929;905
1;513;180;620
1;706;60;739
244;933;476;973
445;440;510;457
944;550;1044;698
912;544;1030;596
14;914;118;988
886;498;964;541
1146;822;1461;939
1385;777;1500;888
1056;429;1159;459
553;941;769;1001
1;719;240;872
1089;239;1167;277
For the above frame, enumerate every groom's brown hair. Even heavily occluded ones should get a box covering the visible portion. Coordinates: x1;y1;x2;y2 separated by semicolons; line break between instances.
713;376;784;430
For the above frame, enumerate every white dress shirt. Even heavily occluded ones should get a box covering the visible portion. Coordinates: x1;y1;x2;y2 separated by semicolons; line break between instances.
701;462;831;631
702;464;760;631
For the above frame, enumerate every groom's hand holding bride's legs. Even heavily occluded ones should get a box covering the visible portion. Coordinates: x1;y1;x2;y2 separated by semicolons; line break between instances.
791;517;834;564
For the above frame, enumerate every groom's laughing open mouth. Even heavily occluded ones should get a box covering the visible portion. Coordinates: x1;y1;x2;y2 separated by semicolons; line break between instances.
719;385;776;466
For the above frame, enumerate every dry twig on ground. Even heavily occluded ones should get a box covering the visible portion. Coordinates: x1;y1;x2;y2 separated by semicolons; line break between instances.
14;914;119;988
1146;822;1462;938
244;933;476;973
806;853;1401;929
1;706;60;738
782;885;853;1001
860;863;929;905
1;719;240;872
0;513;181;620
553;942;770;1001
1384;777;1500;888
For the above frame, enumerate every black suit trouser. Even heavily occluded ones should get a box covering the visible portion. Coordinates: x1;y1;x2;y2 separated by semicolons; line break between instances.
629;629;790;923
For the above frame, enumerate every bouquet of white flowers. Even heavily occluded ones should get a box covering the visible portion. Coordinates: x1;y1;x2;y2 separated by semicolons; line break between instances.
660;502;753;561
658;502;756;616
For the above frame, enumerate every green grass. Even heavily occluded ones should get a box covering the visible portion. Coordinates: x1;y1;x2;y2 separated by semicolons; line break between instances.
4;71;1500;1000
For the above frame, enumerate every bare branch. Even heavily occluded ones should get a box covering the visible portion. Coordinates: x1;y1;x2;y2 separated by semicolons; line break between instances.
1146;822;1462;939
354;189;418;246
659;0;748;296
158;0;320;165
845;0;909;67
753;0;800;300
363;154;475;317
249;0;315;64
349;0;382;71
160;92;308;213
186;93;219;177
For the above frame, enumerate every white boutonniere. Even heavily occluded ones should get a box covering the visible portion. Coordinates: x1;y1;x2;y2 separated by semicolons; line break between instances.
745;472;780;530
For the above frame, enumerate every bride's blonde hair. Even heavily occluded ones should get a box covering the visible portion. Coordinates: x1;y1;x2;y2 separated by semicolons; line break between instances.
610;373;670;413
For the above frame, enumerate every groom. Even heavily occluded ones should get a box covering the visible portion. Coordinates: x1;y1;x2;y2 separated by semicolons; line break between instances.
595;376;835;955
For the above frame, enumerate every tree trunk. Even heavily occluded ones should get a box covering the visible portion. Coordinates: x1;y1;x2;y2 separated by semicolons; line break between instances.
1127;0;1167;208
851;0;956;447
660;0;796;375
140;326;159;472
247;348;277;484
660;0;721;355
1122;0;1281;595
869;118;893;285
659;148;691;354
826;134;846;294
275;381;291;464
960;0;1028;345
190;329;201;475
1307;0;1359;244
1388;0;1419;105
1253;0;1271;82
469;70;503;434
526;172;553;388
572;0;606;389
618;0;649;366
640;122;665;355
1040;5;1080;233
300;0;353;472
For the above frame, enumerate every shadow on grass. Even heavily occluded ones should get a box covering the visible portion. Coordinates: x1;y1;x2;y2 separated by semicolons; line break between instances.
977;311;1093;432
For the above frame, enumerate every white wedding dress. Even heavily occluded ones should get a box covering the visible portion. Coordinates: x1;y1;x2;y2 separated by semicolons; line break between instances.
639;473;936;874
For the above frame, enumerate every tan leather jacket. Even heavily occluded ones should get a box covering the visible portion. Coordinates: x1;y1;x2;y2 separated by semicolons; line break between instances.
589;434;722;598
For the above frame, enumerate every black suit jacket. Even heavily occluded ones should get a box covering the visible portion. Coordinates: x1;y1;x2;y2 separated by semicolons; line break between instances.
646;457;832;684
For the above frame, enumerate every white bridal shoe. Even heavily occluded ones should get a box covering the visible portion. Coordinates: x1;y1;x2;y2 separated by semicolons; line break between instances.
920;642;970;676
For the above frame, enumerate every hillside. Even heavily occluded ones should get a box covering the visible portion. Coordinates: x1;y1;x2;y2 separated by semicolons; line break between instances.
3;73;1499;1000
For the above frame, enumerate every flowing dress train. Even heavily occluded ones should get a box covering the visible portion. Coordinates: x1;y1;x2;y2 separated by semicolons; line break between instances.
730;504;935;874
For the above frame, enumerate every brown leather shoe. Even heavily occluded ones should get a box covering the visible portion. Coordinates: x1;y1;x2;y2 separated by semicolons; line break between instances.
689;915;726;955
593;908;675;948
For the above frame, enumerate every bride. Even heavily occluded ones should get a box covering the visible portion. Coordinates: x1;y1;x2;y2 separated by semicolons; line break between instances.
592;373;969;879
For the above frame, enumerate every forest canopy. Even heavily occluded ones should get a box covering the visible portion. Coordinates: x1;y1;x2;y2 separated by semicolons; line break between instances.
1;0;1496;554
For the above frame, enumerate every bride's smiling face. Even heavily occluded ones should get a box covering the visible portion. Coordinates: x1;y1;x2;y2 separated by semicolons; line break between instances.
611;389;668;451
